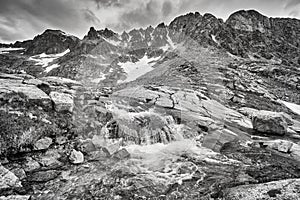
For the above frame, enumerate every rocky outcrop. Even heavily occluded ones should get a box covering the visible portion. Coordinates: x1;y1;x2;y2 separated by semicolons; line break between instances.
252;110;288;135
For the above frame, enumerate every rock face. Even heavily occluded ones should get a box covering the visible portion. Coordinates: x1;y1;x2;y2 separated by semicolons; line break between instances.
252;111;288;135
50;91;74;112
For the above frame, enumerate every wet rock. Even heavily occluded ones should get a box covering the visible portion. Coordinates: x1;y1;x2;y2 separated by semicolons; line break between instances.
0;195;30;200
224;178;300;200
202;129;238;152
252;110;288;135
50;91;74;112
34;137;53;150
112;148;130;160
28;170;60;182
78;140;97;154
69;149;84;164
0;165;22;190
87;148;110;161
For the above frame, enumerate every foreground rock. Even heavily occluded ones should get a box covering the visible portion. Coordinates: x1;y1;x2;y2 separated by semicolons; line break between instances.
224;178;300;200
0;165;22;190
49;91;74;112
69;149;84;164
34;137;53;150
252;110;288;135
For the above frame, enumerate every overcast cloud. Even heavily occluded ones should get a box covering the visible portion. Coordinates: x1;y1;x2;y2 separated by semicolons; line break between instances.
0;0;299;43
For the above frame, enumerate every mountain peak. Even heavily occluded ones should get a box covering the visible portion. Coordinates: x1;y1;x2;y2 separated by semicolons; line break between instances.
226;9;271;32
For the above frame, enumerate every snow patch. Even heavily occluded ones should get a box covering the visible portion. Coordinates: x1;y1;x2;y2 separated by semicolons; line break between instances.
103;37;121;46
0;47;24;54
166;30;176;49
118;55;160;83
279;100;300;116
91;73;106;83
29;49;70;68
45;64;60;73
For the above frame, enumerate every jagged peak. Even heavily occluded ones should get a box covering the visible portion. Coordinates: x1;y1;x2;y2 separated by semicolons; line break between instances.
226;9;271;32
156;22;166;28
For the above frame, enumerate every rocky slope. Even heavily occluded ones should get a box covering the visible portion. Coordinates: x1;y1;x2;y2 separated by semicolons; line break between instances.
0;9;300;200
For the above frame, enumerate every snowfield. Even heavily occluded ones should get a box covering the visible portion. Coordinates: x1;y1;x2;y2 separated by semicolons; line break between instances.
279;100;300;116
0;47;24;54
118;55;161;83
28;49;70;72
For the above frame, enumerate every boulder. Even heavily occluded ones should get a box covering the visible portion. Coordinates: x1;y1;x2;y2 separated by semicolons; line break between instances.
112;148;130;160
69;149;84;164
34;137;53;150
252;110;288;135
0;165;22;190
49;91;74;112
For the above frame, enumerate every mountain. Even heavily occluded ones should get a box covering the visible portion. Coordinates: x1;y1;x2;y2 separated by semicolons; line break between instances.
0;10;300;200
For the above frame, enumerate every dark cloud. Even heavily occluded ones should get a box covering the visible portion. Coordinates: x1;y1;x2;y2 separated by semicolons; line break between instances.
89;0;124;8
162;1;173;17
285;0;300;9
118;0;160;29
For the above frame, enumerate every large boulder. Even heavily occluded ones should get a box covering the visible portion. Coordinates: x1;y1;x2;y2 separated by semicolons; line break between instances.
0;78;51;109
252;110;288;135
49;91;74;112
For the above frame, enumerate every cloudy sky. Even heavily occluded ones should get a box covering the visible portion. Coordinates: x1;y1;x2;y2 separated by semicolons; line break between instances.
0;0;299;43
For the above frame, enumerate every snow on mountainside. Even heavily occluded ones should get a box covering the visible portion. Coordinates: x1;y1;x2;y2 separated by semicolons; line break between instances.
0;9;300;200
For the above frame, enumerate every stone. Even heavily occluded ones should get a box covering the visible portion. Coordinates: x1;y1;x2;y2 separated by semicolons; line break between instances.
50;91;74;112
252;110;288;135
112;148;130;160
69;149;84;164
0;165;22;190
34;137;53;150
0;195;30;200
